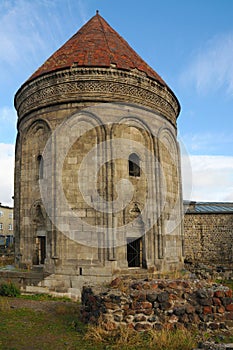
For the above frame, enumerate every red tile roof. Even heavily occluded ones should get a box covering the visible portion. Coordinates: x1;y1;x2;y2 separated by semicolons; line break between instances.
29;12;166;86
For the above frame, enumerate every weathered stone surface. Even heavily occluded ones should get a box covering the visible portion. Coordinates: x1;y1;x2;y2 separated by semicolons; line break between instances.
185;304;195;314
174;306;186;316
146;292;158;303
184;211;233;266
157;291;169;303
81;278;233;332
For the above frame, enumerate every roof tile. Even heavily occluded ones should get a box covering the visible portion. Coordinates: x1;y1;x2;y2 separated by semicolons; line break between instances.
29;13;166;86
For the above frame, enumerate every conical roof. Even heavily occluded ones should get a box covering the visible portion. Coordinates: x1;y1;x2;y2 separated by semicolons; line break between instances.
29;11;166;86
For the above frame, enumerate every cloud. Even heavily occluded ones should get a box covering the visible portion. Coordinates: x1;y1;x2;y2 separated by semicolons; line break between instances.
0;143;14;206
0;1;45;67
0;106;17;125
181;131;233;155
180;32;233;96
0;0;87;84
182;155;233;202
0;107;17;142
0;143;232;207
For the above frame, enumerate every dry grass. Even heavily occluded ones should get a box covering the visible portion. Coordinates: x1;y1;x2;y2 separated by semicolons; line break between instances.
146;328;197;350
85;322;197;350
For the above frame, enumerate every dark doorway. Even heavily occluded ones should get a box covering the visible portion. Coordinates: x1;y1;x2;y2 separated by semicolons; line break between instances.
38;236;46;264
127;238;142;267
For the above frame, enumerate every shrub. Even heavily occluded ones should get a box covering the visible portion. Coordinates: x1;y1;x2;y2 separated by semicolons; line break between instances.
0;282;21;297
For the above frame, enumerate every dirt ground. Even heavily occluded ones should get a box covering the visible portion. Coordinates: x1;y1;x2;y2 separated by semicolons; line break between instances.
2;296;80;313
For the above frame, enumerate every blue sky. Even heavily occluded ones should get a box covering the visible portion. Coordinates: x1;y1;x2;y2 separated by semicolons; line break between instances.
0;0;233;205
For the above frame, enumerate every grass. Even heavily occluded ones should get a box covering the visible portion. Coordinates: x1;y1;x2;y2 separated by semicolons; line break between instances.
215;279;233;290
84;323;198;350
0;279;232;350
0;295;199;350
0;299;232;350
0;297;101;350
19;293;72;302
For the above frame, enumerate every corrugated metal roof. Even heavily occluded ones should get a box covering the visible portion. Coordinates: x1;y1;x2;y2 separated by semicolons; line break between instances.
184;201;233;214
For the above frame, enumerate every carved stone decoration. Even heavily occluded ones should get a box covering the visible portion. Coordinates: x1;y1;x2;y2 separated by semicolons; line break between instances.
31;200;46;227
15;68;179;127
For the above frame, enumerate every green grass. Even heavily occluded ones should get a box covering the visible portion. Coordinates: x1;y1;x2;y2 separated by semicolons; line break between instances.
0;297;102;350
0;293;232;350
0;295;198;350
215;279;233;290
19;293;72;302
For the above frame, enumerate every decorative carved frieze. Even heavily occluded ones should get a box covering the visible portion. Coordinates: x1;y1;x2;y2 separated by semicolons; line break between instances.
15;68;180;127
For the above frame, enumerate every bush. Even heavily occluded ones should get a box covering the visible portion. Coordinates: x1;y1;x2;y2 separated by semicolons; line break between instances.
0;282;21;297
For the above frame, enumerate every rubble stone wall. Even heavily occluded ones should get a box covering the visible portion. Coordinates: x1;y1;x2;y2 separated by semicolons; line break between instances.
81;278;233;332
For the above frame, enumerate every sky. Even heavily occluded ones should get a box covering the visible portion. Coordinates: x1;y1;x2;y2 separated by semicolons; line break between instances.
0;0;233;206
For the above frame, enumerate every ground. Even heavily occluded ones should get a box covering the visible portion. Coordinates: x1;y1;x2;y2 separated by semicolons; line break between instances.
0;296;99;350
0;294;232;350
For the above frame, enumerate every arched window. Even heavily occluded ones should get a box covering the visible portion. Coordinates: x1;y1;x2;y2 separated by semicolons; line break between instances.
129;153;140;177
37;155;44;179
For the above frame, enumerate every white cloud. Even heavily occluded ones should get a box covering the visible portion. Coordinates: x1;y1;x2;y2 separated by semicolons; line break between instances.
180;32;233;96
0;0;87;85
0;106;17;125
182;155;233;202
181;131;233;154
0;143;14;206
0;1;44;67
0;143;232;207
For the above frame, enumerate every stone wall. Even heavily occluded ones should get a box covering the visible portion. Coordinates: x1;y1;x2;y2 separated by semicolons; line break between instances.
81;277;233;332
184;213;233;265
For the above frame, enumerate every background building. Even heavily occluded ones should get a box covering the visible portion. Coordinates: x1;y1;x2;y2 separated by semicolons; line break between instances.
0;203;14;248
184;201;233;265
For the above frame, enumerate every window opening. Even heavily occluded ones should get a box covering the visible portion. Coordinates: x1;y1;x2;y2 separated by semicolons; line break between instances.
129;153;140;177
37;155;44;179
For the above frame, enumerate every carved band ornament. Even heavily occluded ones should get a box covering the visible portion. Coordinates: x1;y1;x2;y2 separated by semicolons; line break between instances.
15;67;180;126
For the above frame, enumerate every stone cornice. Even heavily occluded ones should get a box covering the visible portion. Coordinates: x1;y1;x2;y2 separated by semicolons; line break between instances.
15;67;180;127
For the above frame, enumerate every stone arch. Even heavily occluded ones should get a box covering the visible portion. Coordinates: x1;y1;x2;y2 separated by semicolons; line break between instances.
57;111;107;261
158;127;179;157
22;119;51;181
157;127;180;210
23;119;51;141
109;117;157;267
110;116;154;149
31;199;47;226
17;120;52;266
30;200;50;265
61;110;106;208
157;127;183;259
110;116;155;216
